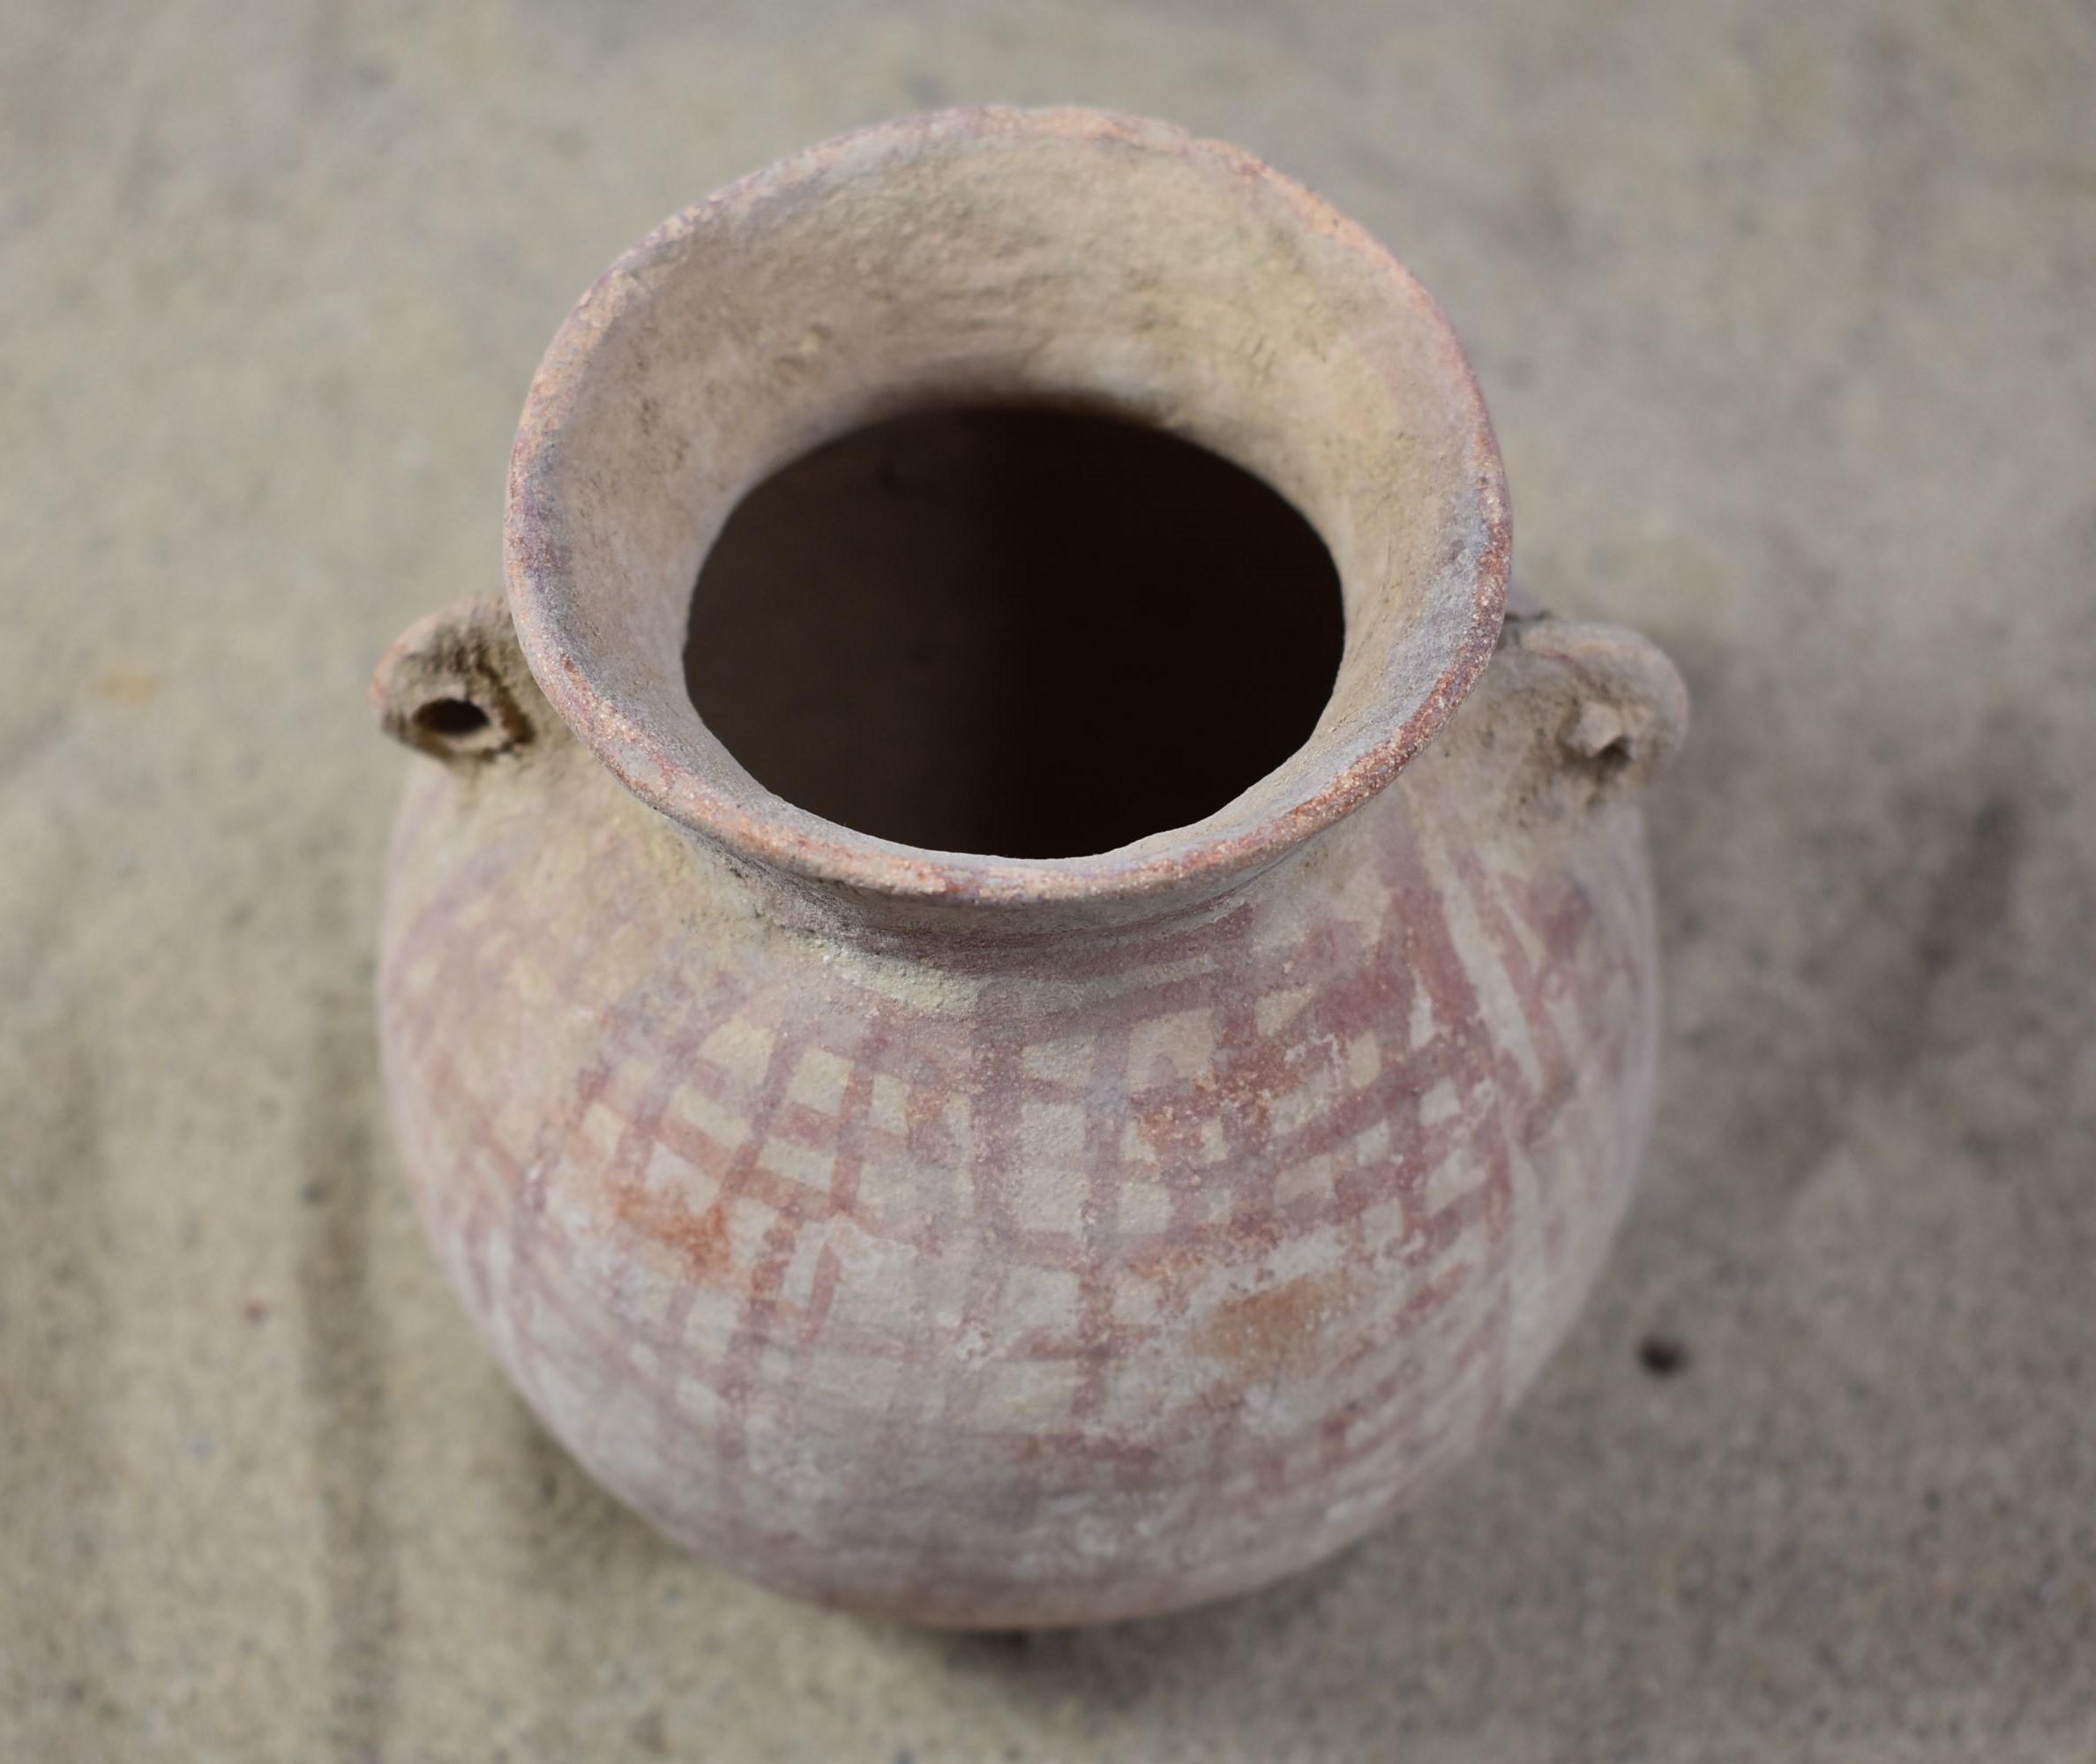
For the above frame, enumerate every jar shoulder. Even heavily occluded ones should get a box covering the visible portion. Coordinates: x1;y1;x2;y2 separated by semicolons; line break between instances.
378;747;1659;1136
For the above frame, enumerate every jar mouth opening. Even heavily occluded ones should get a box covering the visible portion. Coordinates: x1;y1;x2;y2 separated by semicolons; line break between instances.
680;400;1351;863
505;105;1508;910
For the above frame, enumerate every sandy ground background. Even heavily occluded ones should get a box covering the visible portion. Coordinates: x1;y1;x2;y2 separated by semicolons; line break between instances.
4;2;2093;1759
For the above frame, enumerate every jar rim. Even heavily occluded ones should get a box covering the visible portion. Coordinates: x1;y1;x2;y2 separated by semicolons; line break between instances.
505;105;1508;912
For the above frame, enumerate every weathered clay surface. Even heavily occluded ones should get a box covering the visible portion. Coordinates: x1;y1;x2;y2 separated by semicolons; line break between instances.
374;108;1685;1626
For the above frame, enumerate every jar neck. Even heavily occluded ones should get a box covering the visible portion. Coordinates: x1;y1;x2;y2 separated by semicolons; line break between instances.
675;813;1341;962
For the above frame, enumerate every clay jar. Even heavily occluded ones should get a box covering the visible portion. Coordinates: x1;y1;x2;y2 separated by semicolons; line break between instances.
373;107;1686;1626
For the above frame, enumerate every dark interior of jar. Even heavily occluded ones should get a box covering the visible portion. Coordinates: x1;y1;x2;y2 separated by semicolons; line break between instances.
682;405;1344;859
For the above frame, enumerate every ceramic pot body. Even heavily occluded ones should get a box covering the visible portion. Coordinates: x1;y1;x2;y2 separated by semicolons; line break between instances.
374;108;1686;1627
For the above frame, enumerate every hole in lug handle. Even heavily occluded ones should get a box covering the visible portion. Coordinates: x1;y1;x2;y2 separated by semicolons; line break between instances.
414;697;492;741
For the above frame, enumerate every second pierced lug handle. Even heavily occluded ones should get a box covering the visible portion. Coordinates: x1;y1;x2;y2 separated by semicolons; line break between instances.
371;597;551;765
1447;597;1689;820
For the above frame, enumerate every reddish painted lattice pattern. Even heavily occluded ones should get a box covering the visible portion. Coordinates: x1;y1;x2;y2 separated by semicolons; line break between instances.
379;761;1656;1624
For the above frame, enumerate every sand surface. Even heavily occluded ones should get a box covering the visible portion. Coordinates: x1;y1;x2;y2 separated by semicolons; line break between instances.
4;3;2092;1757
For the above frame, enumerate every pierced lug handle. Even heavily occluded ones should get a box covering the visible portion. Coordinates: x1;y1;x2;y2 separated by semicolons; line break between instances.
371;597;551;764
1447;595;1688;818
